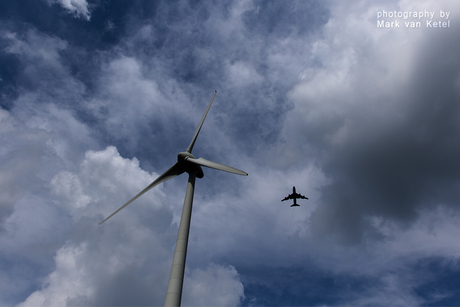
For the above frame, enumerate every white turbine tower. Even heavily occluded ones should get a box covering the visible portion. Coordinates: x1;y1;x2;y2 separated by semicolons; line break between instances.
98;91;248;307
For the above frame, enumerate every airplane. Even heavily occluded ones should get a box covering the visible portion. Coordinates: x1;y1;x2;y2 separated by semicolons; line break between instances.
281;186;308;207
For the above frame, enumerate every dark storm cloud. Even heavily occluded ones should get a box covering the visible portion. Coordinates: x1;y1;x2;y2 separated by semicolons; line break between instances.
307;23;460;244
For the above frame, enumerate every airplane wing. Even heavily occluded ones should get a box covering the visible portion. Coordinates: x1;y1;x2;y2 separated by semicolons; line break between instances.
281;194;294;201
296;193;308;200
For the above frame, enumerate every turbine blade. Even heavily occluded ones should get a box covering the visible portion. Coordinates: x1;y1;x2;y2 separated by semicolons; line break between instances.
187;157;248;176
186;91;217;153
99;162;184;225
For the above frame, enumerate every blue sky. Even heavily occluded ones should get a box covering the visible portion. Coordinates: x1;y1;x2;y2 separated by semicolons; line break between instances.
1;0;460;306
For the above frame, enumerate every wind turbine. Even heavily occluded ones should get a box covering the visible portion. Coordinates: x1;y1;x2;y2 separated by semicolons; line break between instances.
98;91;247;307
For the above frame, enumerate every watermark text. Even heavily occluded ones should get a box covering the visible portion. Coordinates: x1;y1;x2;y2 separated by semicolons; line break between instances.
376;10;451;28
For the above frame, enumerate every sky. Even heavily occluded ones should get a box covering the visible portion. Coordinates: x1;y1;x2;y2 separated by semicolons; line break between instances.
1;0;460;306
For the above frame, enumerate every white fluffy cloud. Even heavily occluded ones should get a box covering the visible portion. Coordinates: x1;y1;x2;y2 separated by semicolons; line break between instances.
15;146;175;306
48;0;91;20
17;243;95;307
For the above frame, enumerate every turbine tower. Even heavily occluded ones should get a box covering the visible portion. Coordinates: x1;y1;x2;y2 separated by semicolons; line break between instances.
98;91;247;307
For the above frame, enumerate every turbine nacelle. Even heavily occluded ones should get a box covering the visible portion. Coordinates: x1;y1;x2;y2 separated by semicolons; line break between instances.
177;151;204;178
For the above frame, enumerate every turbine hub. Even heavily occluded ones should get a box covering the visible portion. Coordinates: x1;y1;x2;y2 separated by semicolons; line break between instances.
177;152;204;178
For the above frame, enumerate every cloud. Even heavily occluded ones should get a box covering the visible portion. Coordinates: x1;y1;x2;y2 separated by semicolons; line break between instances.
348;273;424;306
0;105;93;304
15;146;177;306
48;0;91;20
16;243;94;307
182;264;245;306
